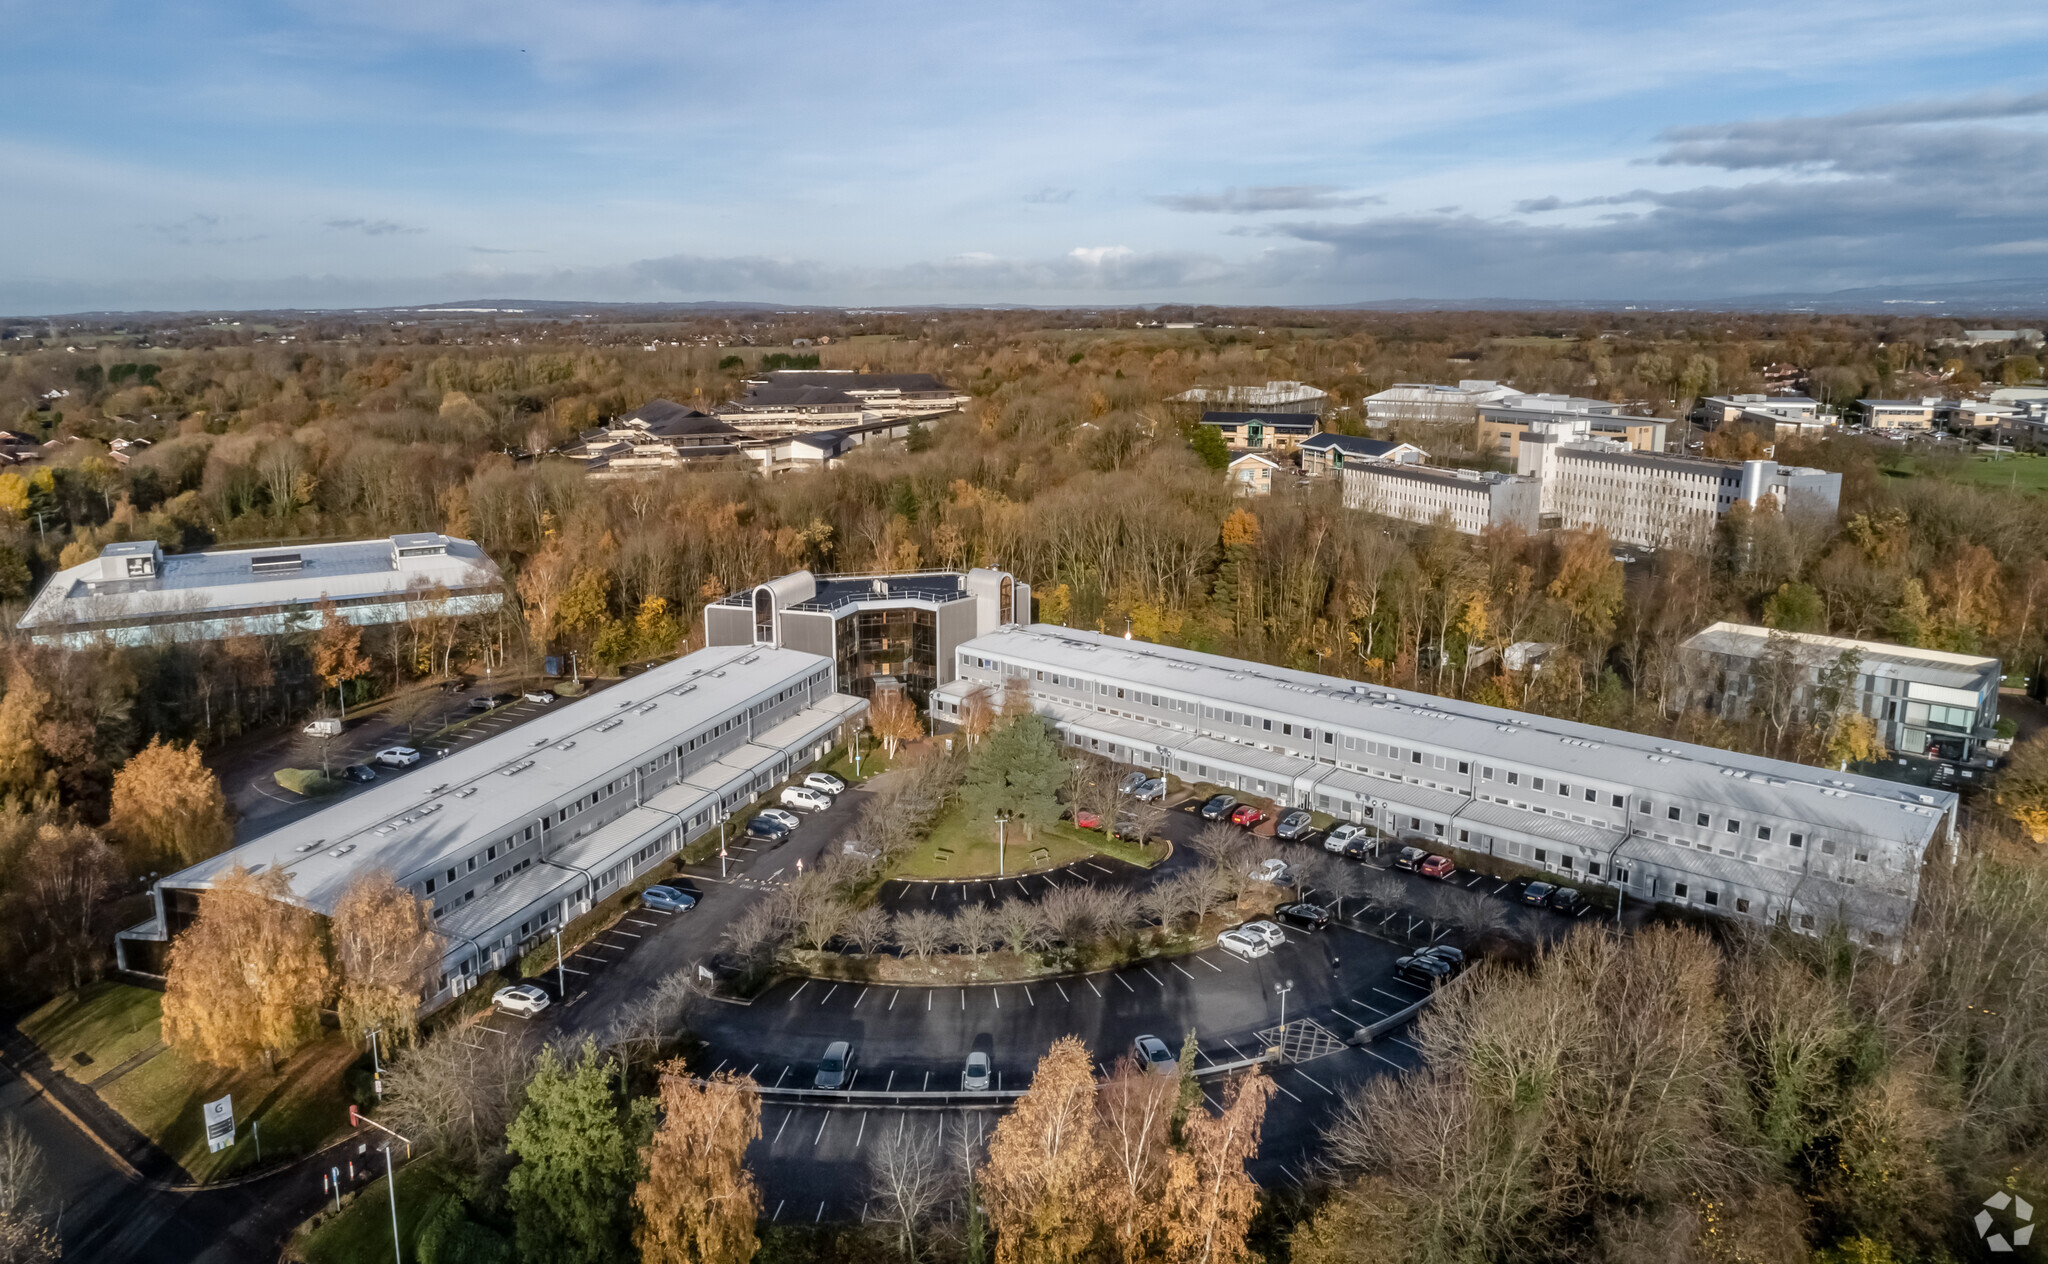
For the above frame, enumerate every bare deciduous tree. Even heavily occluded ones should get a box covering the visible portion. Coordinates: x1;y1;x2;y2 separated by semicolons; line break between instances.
381;1022;533;1167
896;910;950;962
868;1118;953;1261
952;903;999;958
842;906;894;955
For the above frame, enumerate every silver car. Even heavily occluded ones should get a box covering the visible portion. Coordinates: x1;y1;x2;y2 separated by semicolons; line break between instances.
962;1051;992;1091
1323;823;1363;853
1132;1034;1177;1075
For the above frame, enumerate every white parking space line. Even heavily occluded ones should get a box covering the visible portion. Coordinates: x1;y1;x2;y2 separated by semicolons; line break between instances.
1272;1081;1303;1103
1087;863;1113;875
626;918;660;927
853;987;869;1009
888;990;899;1010
1224;1039;1249;1061
559;965;590;976
1195;956;1224;972
1358;1045;1405;1070
993;990;1001;1009
1388;1034;1423;1053
1143;968;1165;988
1493;882;1511;895
1372;987;1422;1005
1024;986;1034;1006
775;1067;790;1088
927;992;933;1011
772;1200;785;1221
814;1114;829;1146
790;981;810;1002
609;930;642;939
477;1025;509;1036
848;1069;859;1090
1465;875;1483;888
1114;973;1135;992
819;985;838;1005
855;1112;868;1148
928;886;938;900
959;990;965;1010
1339;998;1387;1018
773;1110;793;1144
1086;978;1103;998
712;1059;729;1073
1056;983;1070;1002
1294;1069;1336;1096
1170;962;1196;980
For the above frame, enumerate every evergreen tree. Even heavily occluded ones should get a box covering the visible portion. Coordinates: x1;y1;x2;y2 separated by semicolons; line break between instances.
505;1039;653;1264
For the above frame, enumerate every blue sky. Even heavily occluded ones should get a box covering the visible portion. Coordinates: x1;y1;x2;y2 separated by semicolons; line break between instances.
5;0;2048;312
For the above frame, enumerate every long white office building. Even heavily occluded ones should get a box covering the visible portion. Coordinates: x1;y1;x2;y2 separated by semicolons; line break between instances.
931;626;1955;950
116;644;865;1006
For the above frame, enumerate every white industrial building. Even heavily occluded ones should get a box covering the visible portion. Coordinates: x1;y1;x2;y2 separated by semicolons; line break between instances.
932;626;1956;950
1516;438;1842;549
1172;380;1330;415
116;644;866;1006
1363;380;1517;427
1340;463;1540;535
17;534;505;649
1680;623;2001;768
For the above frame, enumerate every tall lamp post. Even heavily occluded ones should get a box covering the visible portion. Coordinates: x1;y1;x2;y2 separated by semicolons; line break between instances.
996;811;1012;877
1274;980;1294;1062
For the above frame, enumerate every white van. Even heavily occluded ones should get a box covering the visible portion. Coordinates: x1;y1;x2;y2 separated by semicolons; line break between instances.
302;718;344;737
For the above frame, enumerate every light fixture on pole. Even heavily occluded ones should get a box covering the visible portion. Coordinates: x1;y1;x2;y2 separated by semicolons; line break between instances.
553;925;566;998
996;811;1010;877
1275;980;1294;1062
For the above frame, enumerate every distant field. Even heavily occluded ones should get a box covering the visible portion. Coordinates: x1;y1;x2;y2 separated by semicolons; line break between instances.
1887;451;2048;495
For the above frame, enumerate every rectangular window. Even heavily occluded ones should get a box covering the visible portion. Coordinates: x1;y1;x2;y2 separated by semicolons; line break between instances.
1666;805;1679;821
1736;898;1751;914
1674;883;1689;899
1789;833;1804;849
1696;812;1710;827
1263;718;1272;731
1704;891;1720;907
1458;761;1470;774
1853;848;1869;863
1534;848;1548;863
1325;731;1335;745
423;878;436;894
1411;750;1422;764
1821;839;1837;855
1483;766;1495;780
1533;777;1545;792
1725;819;1739;834
1584;788;1596;802
1458;829;1470;843
1507;771;1520;786
1756;826;1771;841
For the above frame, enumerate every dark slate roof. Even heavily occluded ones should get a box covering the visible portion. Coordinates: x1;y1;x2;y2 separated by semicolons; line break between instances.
731;386;864;408
759;371;954;393
621;398;708;428
643;413;742;441
1201;411;1319;429
1301;433;1403;456
794;429;855;454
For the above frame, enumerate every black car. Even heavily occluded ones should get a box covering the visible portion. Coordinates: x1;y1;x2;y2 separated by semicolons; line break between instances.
341;764;378;784
1520;880;1557;907
1341;836;1377;861
746;814;793;842
438;678;470;694
1549;888;1584;915
1199;794;1238;821
1416;944;1466;973
1394;954;1454;986
1276;902;1330;931
1393;846;1428;872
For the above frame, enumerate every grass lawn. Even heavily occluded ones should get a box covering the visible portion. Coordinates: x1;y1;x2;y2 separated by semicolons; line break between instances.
293;1156;464;1264
1951;452;2048;495
18;981;163;1081
889;808;1159;879
98;1033;358;1182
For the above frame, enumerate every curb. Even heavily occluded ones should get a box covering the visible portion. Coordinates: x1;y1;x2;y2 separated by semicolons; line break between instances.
0;1046;144;1183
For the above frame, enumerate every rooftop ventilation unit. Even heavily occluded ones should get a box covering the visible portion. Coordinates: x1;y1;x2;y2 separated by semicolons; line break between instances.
327;844;356;858
250;552;303;573
597;718;624;732
502;760;535;776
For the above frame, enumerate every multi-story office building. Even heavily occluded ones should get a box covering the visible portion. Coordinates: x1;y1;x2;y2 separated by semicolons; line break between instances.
18;533;504;649
716;371;968;433
1198;411;1319;453
1172;380;1330;416
1680;623;2001;767
1857;398;1943;430
1363;379;1517;427
704;568;1028;708
1476;396;1670;457
1340;463;1541;535
931;626;1956;949
1516;437;1841;549
1298;434;1425;477
116;644;865;1005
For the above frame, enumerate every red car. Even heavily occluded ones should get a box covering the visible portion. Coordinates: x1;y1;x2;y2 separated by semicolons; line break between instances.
1418;854;1456;880
1228;804;1267;828
1073;809;1105;830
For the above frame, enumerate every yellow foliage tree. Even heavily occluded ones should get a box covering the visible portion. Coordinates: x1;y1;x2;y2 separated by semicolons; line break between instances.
1220;507;1260;549
1160;1067;1273;1264
109;736;233;868
632;1064;762;1264
980;1036;1104;1264
312;600;373;716
162;866;333;1068
869;689;924;758
331;871;443;1048
0;675;55;805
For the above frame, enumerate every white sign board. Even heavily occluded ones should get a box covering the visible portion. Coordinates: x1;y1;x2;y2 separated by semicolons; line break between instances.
203;1095;235;1154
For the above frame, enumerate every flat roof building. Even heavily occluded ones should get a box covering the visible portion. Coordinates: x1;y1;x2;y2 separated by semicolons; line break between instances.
1478;397;1669;458
1341;463;1540;536
1680;622;2000;768
706;568;1028;708
116;643;864;1006
1364;380;1517;428
716;372;967;433
1173;380;1330;416
1198;411;1319;453
1859;398;1944;430
1517;439;1841;550
931;626;1956;950
18;533;504;649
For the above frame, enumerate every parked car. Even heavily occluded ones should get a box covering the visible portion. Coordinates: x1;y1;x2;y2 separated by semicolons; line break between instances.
523;689;556;704
1394;955;1454;987
1228;804;1266;828
1341;836;1377;861
1131;777;1167;802
470;693;515;711
1520;880;1558;907
1277;902;1331;931
1240;920;1286;948
962;1051;992;1091
1416;944;1466;973
1200;794;1239;821
1132;1034;1177;1075
1109;814;1143;841
1073;808;1106;830
1548;887;1584;915
1418;854;1456;880
641;885;697;912
1217;928;1270;960
1118;771;1150;795
780;785;833;812
1248;858;1292;885
746;814;793;842
1393;846;1428;871
492;984;551;1016
1323;823;1364;853
1274;809;1315;841
341;764;378;784
302;717;344;737
375;746;421;768
803;771;847;795
813;1041;854;1089
438;678;470;694
758;808;801;831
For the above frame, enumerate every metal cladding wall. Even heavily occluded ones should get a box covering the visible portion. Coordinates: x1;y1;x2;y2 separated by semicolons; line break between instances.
704;604;754;647
780;609;835;660
935;599;980;688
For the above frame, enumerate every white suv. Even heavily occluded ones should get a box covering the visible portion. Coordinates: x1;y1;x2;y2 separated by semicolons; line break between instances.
802;772;846;795
1323;823;1363;853
780;785;833;812
1216;928;1269;961
375;746;421;768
